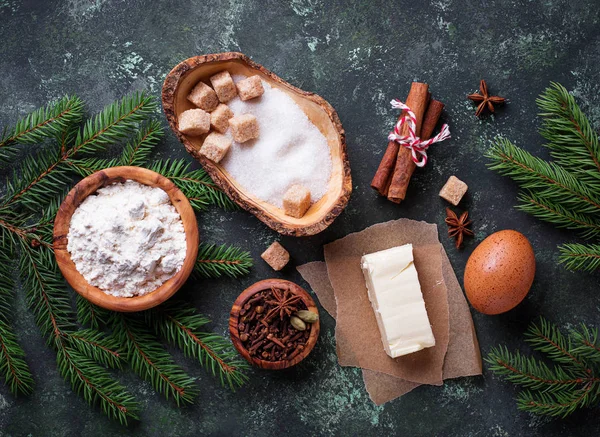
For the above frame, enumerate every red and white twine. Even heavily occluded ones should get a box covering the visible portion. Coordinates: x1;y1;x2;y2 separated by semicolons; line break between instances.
387;99;451;167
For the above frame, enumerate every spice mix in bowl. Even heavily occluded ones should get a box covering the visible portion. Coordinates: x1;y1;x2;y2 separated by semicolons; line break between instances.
229;279;320;369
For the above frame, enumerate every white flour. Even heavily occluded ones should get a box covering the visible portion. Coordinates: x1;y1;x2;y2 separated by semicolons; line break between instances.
67;180;187;297
221;75;332;208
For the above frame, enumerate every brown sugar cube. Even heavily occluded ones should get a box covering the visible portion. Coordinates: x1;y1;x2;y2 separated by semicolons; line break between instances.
261;242;290;271
187;81;219;112
283;185;311;218
178;109;210;136
439;176;468;206
236;75;264;101
199;132;232;163
210;70;237;103
229;114;259;143
210;104;234;133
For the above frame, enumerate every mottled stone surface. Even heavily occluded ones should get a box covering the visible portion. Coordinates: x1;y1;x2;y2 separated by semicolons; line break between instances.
1;0;600;435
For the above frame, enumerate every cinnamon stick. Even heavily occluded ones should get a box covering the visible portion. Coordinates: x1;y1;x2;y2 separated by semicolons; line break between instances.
388;100;444;203
421;100;445;140
387;83;430;203
370;86;431;196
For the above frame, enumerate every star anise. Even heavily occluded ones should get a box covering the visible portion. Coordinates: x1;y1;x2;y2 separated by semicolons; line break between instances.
264;287;302;321
445;207;474;248
467;80;505;117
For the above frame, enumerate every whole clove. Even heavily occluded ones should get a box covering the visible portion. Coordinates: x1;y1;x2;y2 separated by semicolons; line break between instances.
237;286;314;362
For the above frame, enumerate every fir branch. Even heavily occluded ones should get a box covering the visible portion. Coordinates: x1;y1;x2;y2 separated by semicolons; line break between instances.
571;324;600;364
487;137;600;215
65;329;123;369
56;346;139;425
538;82;600;178
517;385;598;419
19;245;137;422
517;192;600;239
0;321;34;396
525;318;587;369
147;302;249;390
558;243;600;272
148;159;237;211
112;315;199;405
487;318;600;418
119;120;163;166
76;295;110;331
2;148;75;210
67;157;119;177
486;346;591;394
0;250;33;395
194;243;253;278
19;246;76;342
67;120;162;176
0;95;84;163
1;92;156;209
72;92;156;157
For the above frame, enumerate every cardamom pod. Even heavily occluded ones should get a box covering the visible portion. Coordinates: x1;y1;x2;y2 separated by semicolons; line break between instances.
295;310;319;324
290;316;306;331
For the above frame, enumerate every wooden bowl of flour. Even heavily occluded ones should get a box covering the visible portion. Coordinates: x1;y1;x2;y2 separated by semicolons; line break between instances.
53;166;199;312
162;52;352;237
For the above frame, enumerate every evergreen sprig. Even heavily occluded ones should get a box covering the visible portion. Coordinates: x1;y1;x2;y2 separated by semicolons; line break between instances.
0;93;253;424
0;250;33;395
148;159;238;211
112;314;199;405
147;302;249;390
486;318;600;418
0;95;84;163
487;82;600;271
195;243;253;278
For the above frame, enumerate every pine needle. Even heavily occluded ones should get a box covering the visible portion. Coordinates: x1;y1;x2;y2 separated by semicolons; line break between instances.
0;95;84;163
0;250;33;396
487;137;600;215
119;120;163;166
558;243;600;272
194;243;253;278
538;82;600;179
112;314;199;405
56;346;139;425
488;82;600;272
76;295;110;331
149;159;238;211
486;318;600;418
147;302;249;390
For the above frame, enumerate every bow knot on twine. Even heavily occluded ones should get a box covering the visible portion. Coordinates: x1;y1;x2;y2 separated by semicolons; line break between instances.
387;99;451;167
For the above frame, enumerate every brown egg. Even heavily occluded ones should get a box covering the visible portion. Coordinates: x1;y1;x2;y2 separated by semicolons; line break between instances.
464;230;535;315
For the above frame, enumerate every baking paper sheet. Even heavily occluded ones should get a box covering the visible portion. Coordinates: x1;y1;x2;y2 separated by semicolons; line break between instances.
297;218;482;405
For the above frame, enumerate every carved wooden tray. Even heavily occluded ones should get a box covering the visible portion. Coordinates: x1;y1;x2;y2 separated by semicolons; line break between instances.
162;52;351;236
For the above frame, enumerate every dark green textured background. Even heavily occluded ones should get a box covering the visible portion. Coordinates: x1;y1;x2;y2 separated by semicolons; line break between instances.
1;0;600;435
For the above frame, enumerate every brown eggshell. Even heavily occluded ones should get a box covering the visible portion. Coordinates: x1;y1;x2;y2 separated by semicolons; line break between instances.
464;230;535;315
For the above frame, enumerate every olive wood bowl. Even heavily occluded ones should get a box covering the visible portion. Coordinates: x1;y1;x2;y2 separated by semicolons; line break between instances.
53;166;199;312
229;279;320;370
162;52;352;237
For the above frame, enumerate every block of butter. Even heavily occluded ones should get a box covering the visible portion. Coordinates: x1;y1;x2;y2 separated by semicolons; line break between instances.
360;244;435;358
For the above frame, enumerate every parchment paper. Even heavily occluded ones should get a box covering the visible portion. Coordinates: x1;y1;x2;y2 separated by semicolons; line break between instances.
324;220;450;385
297;218;482;405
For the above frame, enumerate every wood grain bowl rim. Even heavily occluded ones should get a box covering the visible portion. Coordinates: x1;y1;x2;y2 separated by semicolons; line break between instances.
53;166;199;312
229;279;320;370
161;51;352;237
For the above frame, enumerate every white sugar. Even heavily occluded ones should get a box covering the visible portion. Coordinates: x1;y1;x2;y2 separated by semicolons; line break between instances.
220;75;332;209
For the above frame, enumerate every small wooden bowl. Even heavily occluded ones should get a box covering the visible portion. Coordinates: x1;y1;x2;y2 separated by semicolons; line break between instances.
53;166;199;312
162;52;352;237
229;279;320;370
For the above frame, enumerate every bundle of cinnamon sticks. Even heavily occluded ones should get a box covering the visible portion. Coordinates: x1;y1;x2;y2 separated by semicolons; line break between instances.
371;82;445;203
